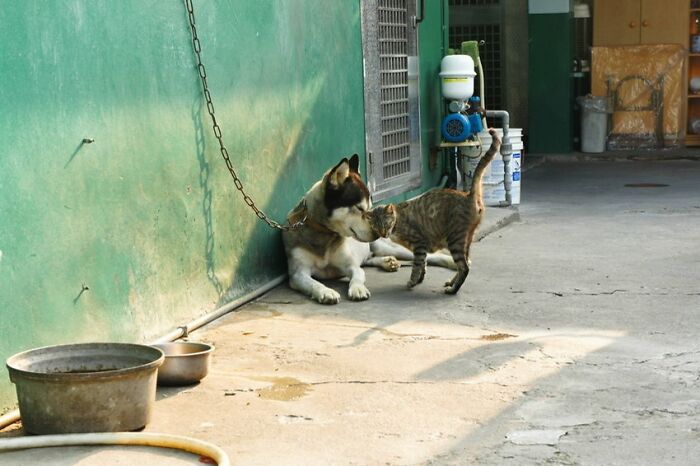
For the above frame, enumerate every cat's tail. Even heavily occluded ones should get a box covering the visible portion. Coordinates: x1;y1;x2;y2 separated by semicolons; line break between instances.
470;129;502;198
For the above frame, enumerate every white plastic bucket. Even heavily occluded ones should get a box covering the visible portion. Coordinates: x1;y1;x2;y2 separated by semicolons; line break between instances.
478;128;523;206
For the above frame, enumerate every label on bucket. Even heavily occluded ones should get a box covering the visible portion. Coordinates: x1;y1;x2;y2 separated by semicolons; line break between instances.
511;152;522;181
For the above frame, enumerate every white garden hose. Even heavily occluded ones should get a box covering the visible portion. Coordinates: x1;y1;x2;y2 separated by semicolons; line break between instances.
0;409;20;431
0;432;230;466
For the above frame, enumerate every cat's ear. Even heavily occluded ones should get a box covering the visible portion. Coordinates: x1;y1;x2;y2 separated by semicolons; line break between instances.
328;157;350;187
386;204;396;215
348;154;360;174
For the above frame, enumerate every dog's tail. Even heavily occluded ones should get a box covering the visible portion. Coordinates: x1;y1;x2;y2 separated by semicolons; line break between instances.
470;129;501;199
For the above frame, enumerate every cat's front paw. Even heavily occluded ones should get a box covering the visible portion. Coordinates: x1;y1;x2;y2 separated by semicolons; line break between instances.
380;256;400;272
407;266;426;288
406;275;423;288
348;283;371;301
444;284;459;295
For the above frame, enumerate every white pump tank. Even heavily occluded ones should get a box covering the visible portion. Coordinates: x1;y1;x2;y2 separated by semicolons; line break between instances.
439;55;476;101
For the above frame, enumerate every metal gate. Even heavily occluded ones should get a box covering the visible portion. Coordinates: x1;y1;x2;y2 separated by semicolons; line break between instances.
361;0;422;201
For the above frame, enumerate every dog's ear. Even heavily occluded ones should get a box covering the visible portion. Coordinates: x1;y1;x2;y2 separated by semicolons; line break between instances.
328;157;350;187
348;154;360;174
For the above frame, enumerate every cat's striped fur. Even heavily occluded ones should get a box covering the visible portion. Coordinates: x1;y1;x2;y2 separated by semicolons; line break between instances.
369;129;501;294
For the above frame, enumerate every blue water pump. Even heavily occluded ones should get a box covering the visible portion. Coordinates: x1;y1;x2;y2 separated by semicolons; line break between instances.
441;111;483;143
439;54;483;143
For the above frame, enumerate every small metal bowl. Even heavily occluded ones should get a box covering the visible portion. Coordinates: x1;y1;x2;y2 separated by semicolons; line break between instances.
151;342;214;386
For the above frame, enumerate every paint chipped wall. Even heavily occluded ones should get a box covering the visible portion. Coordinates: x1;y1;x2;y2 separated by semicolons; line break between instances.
0;0;448;411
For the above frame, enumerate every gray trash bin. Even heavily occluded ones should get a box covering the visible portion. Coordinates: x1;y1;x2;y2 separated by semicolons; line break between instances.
578;95;609;153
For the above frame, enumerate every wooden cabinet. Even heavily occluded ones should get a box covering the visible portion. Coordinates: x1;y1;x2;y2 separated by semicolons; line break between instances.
594;0;690;148
594;0;643;45
594;0;689;46
687;5;700;146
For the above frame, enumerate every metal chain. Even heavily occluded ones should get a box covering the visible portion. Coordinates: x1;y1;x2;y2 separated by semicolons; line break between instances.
183;0;306;231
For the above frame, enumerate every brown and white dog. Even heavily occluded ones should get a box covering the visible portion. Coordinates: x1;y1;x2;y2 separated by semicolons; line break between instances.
283;154;457;304
282;154;400;304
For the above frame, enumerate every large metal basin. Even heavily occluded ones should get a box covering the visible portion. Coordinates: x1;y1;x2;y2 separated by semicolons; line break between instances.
6;342;164;434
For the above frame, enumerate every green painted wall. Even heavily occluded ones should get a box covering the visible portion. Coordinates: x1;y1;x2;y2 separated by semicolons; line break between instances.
0;0;365;412
0;1;447;412
528;12;574;153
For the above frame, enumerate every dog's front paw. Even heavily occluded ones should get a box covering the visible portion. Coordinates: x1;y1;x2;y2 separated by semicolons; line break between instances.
348;283;371;301
380;256;400;272
313;287;341;305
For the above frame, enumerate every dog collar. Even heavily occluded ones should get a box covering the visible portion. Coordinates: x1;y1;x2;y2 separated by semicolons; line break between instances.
288;203;335;235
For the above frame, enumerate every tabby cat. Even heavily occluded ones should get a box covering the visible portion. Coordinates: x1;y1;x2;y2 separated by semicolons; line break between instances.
369;129;501;294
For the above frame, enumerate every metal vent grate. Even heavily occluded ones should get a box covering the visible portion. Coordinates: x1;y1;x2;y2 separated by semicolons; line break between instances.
379;0;410;180
449;24;503;112
362;0;421;201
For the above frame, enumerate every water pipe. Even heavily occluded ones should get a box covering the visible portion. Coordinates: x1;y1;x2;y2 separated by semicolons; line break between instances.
485;109;512;206
471;40;512;206
477;55;486;116
151;274;285;343
0;432;230;465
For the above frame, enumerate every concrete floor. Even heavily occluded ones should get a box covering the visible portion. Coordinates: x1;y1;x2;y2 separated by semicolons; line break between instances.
2;159;700;465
